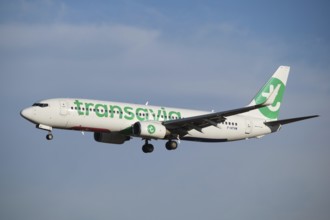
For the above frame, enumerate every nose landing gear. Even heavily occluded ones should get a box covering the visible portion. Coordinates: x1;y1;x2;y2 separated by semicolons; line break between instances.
46;133;53;140
36;124;53;141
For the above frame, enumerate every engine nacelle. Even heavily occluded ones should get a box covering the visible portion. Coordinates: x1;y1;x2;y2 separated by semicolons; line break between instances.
94;132;130;144
132;121;168;139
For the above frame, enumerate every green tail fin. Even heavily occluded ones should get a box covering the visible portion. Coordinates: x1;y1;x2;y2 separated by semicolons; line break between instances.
247;66;290;121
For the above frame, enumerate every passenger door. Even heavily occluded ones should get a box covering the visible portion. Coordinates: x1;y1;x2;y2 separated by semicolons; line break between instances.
245;120;253;134
60;100;69;116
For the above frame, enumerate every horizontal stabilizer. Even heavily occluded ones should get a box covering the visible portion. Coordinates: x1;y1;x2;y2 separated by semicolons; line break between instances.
264;115;319;126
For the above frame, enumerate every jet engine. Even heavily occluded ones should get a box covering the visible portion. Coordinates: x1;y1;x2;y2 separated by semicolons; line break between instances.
132;121;168;139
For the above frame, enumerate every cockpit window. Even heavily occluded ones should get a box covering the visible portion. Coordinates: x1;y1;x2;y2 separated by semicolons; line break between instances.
32;103;49;107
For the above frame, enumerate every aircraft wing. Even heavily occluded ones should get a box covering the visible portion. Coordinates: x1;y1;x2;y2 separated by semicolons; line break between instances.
164;104;265;131
163;86;281;136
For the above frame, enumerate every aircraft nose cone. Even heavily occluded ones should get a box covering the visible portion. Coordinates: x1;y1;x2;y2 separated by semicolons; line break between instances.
20;108;32;120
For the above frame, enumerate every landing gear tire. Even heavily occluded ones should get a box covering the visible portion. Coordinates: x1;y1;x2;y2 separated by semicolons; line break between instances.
142;144;154;153
46;133;53;140
166;140;178;151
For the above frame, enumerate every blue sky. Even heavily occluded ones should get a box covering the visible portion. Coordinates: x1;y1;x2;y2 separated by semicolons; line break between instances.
0;1;329;220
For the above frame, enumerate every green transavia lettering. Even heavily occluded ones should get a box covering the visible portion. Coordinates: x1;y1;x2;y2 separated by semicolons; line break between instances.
73;100;181;121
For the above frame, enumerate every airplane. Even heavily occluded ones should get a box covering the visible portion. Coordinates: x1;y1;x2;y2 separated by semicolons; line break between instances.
20;66;318;153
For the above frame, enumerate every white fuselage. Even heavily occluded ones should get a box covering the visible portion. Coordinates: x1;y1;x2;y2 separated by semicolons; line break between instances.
21;67;317;153
21;98;273;142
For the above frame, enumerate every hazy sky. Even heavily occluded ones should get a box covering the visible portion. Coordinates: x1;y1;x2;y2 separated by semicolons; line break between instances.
0;1;329;220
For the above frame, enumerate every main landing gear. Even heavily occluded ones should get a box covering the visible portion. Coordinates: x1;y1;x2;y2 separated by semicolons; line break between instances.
165;140;178;151
141;140;178;153
142;140;154;153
